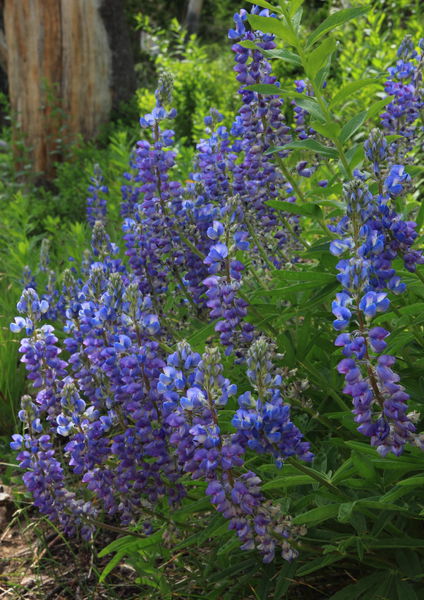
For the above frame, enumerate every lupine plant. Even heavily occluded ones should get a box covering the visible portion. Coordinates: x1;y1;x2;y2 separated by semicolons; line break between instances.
9;1;424;597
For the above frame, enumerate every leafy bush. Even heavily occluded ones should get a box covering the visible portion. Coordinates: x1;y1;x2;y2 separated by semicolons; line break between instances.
137;18;238;145
8;1;424;598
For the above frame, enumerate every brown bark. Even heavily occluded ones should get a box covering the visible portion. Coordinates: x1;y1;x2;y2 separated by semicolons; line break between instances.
3;0;134;180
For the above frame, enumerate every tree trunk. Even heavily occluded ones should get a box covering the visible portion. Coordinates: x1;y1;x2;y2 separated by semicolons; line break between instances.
3;0;135;180
184;0;204;35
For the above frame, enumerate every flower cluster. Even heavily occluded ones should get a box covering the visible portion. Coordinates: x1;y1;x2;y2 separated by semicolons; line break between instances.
10;11;424;571
86;164;108;228
10;22;312;557
380;36;423;157
331;167;423;455
159;340;309;562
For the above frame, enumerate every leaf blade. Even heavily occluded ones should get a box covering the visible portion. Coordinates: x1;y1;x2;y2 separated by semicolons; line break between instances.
307;7;369;48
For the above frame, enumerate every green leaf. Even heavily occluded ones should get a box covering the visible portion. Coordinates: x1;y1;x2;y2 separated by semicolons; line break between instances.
247;15;297;45
356;499;408;512
271;270;335;283
339;111;367;144
293;503;339;525
337;501;356;523
404;164;424;177
331;458;354;484
246;86;325;122
266;199;323;218
291;6;303;31
292;96;327;121
98;532;162;558
297;553;344;577
262;47;302;66
369;537;424;549
397;475;424;486
416;199;424;232
268;138;338;158
208;559;257;583
186;320;217;350
262;474;316;490
237;40;259;49
330;78;382;108
328;573;386;600
172;496;211;519
307;37;336;78
289;0;305;16
395;549;424;580
351;451;376;481
309;120;341;140
396;581;419;600
99;549;127;582
366;97;391;119
175;516;228;551
273;562;297;598
345;143;364;169
306;7;369;48
245;0;280;11
245;83;283;96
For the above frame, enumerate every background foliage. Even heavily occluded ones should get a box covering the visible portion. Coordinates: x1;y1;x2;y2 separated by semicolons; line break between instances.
1;1;424;599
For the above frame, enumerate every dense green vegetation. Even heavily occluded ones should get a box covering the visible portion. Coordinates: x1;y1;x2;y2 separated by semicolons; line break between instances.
1;1;424;598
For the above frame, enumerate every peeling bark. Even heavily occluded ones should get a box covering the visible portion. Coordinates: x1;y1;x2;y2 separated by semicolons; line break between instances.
3;0;135;179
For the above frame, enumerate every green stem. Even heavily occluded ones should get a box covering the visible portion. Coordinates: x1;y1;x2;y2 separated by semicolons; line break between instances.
244;217;276;270
283;16;353;180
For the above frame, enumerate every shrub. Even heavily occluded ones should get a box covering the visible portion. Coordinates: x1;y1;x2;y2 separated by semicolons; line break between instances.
9;1;424;597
